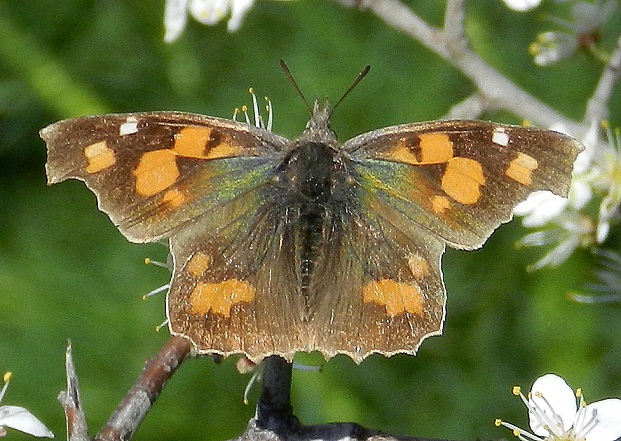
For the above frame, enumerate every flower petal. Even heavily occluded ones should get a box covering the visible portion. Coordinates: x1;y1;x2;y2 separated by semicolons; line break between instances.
514;190;569;227
502;0;542;12
532;31;578;66
579;399;621;441
227;0;255;31
569;180;592;211
0;406;53;438
164;0;189;42
189;0;230;25
528;374;577;437
572;0;616;33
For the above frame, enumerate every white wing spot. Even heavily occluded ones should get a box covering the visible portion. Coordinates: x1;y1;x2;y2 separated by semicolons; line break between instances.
119;117;139;136
492;128;510;146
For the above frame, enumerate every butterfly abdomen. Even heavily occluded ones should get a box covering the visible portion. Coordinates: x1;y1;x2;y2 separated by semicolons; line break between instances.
276;142;351;304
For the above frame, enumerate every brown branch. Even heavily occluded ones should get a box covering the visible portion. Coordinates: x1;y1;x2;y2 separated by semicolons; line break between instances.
234;356;455;441
443;0;466;51
95;335;192;441
256;356;296;431
445;93;488;119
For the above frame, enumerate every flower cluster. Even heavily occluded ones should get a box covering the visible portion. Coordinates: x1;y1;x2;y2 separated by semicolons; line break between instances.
164;0;256;42
496;374;621;441
514;121;621;272
502;0;616;66
0;372;53;438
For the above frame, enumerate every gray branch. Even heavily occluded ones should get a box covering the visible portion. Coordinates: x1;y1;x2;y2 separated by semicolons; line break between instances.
337;0;591;137
585;35;621;124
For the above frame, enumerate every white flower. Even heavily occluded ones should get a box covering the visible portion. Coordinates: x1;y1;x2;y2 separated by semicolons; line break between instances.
514;191;569;228
0;373;54;438
233;88;273;131
587;124;621;243
496;373;621;441
517;210;594;271
528;1;616;66
529;31;579;66
502;0;542;12
164;0;256;42
513;121;621;269
570;249;621;303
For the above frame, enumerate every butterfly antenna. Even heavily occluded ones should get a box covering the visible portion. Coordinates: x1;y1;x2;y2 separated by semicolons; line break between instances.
332;65;371;112
280;59;313;116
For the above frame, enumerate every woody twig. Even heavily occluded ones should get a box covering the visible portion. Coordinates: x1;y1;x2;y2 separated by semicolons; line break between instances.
57;336;192;441
335;0;587;135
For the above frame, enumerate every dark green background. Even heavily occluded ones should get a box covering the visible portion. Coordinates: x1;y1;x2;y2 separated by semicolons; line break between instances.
1;1;620;440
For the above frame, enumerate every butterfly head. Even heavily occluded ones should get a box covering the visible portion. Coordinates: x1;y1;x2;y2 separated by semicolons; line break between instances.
297;100;339;148
307;100;332;128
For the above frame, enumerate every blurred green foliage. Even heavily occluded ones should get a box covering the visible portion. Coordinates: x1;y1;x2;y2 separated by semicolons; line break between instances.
1;1;620;440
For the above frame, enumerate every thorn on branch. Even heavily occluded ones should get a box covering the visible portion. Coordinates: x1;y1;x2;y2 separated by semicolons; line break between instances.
58;340;90;441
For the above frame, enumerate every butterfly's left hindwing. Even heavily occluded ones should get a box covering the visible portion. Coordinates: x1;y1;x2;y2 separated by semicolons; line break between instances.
165;183;309;361
306;187;447;361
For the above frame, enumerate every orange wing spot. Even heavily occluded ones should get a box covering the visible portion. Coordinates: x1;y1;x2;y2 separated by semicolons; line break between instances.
390;143;422;165
442;157;485;205
189;279;255;317
161;188;186;209
431;195;451;213
173;127;242;159
362;279;424;316
84;141;116;174
407;253;430;279
418;132;454;163
506;152;538;186
133;150;179;197
186;252;212;278
173;127;213;158
205;142;243;160
389;133;453;165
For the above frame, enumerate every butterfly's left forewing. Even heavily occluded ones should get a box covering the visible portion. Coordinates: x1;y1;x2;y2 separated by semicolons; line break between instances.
343;120;583;250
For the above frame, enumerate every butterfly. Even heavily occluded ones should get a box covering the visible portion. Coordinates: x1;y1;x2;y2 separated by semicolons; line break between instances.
41;86;582;364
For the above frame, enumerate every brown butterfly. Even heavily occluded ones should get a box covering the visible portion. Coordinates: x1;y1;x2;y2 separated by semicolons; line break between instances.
41;86;582;363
